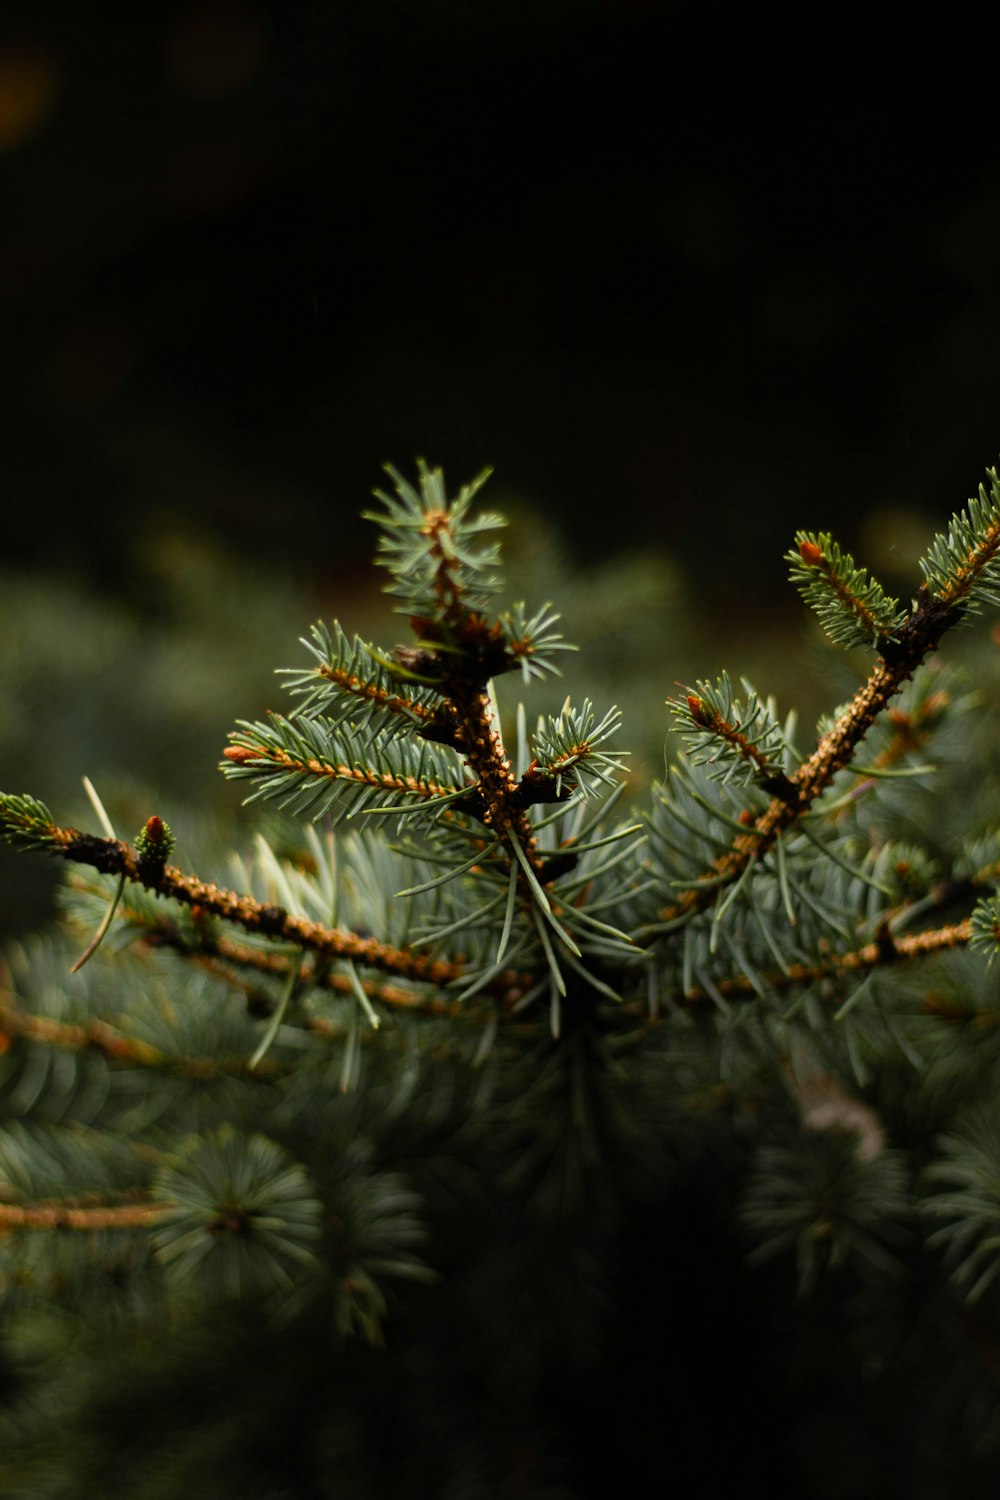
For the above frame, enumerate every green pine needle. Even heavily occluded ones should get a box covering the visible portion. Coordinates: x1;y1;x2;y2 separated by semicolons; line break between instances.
788;531;905;650
0;791;60;853
919;466;1000;619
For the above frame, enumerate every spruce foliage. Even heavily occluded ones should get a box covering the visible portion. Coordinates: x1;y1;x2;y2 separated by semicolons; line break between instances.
6;462;1000;1493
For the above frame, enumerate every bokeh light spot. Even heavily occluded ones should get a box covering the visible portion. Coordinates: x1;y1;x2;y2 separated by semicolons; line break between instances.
0;44;59;151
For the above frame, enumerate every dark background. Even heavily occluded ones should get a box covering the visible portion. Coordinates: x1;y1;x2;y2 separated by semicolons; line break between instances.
4;0;1000;612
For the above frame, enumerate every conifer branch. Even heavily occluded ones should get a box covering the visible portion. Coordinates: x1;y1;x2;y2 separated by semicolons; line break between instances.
919;466;1000;617
674;918;971;1006
279;621;455;741
364;460;503;623
0;792;61;854
222;714;479;824
0;1197;171;1231
137;916;464;1017
671;673;792;791
659;589;966;926
0;986;166;1068
8;455;1000;1484
5;816;462;988
442;676;547;881
0;985;289;1076
215;465;628;994
527;700;628;798
788;532;905;650
497;601;577;683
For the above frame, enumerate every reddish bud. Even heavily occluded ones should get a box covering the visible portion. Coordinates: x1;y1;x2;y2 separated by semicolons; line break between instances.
687;695;710;726
134;814;174;873
223;744;258;764
738;809;756;826
798;539;825;567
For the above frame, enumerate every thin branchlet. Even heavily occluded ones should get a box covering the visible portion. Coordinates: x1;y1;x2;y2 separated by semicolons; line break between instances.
0;986;287;1077
659;593;960;924
135;911;464;1017
316;662;439;722
672;918;971;1007
0;1199;170;1231
47;825;462;987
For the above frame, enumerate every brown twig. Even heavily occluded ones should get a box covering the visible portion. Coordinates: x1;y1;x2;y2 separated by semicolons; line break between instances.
48;824;462;987
659;592;959;924
0;1197;170;1232
673;918;971;1007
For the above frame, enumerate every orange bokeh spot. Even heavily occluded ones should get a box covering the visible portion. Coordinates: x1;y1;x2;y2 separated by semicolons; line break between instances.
0;44;59;151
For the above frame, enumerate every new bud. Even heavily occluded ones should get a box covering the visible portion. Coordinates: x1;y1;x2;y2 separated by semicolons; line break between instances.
223;744;259;765
135;815;175;883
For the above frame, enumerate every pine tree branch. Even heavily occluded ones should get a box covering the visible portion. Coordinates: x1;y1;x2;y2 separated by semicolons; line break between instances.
365;461;503;623
789;533;905;650
672;674;791;791
498;601;576;683
314;660;442;726
32;820;463;988
673;918;971;1007
280;620;461;745
222;720;483;822
0;985;287;1077
137;916;463;1017
686;694;776;775
0;1197;170;1231
920;467;1000;616
444;677;547;878
0;988;162;1067
659;591;960;925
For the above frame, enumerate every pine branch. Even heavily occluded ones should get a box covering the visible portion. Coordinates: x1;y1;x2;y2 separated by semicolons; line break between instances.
0;985;163;1068
526;699;628;799
278;620;453;739
968;895;1000;962
0;981;289;1076
10;454;1000;1484
788;531;905;650
2;811;462;988
215;465;633;999
670;673;793;791
0;792;61;854
364;460;503;623
658;587;966;926
497;601;577;683
0;1198;171;1231
222;713;478;825
919;466;1000;618
104;888;467;1017
672;918;971;1007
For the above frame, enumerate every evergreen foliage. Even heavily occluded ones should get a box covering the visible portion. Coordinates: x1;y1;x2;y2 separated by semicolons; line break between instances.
6;462;1000;1493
